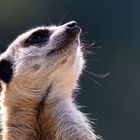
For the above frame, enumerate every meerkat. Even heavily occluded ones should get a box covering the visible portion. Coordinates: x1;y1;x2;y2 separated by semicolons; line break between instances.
0;21;98;140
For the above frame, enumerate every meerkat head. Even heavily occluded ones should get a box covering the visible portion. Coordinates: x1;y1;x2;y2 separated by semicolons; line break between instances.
0;21;84;96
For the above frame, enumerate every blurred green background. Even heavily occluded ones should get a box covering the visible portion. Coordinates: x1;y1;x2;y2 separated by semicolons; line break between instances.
0;0;140;140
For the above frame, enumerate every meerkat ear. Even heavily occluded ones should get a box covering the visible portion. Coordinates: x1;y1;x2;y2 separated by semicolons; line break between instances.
0;59;13;83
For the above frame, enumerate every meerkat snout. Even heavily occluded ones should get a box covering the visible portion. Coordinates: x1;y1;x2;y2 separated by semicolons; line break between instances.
65;21;81;36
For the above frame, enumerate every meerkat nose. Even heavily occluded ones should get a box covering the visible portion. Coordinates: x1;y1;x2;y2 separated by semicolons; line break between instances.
65;21;81;35
67;21;79;28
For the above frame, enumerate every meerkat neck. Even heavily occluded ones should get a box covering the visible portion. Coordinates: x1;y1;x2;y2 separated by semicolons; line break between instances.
1;84;97;140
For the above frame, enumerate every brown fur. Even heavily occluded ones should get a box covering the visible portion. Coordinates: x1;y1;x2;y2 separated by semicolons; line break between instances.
2;85;56;140
0;22;98;140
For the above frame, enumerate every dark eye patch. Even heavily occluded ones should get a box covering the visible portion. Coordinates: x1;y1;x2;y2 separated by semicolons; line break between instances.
0;59;13;83
25;29;50;45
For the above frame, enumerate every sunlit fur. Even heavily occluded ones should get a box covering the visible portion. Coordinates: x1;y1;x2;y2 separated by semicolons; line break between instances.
0;22;98;140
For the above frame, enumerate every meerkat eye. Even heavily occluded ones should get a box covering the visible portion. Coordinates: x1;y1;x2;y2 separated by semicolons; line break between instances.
25;30;50;45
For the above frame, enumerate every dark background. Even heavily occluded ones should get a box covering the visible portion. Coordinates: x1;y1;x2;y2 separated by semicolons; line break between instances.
0;0;140;140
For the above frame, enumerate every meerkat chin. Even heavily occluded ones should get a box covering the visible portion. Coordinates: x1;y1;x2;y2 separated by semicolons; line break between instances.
0;21;98;140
